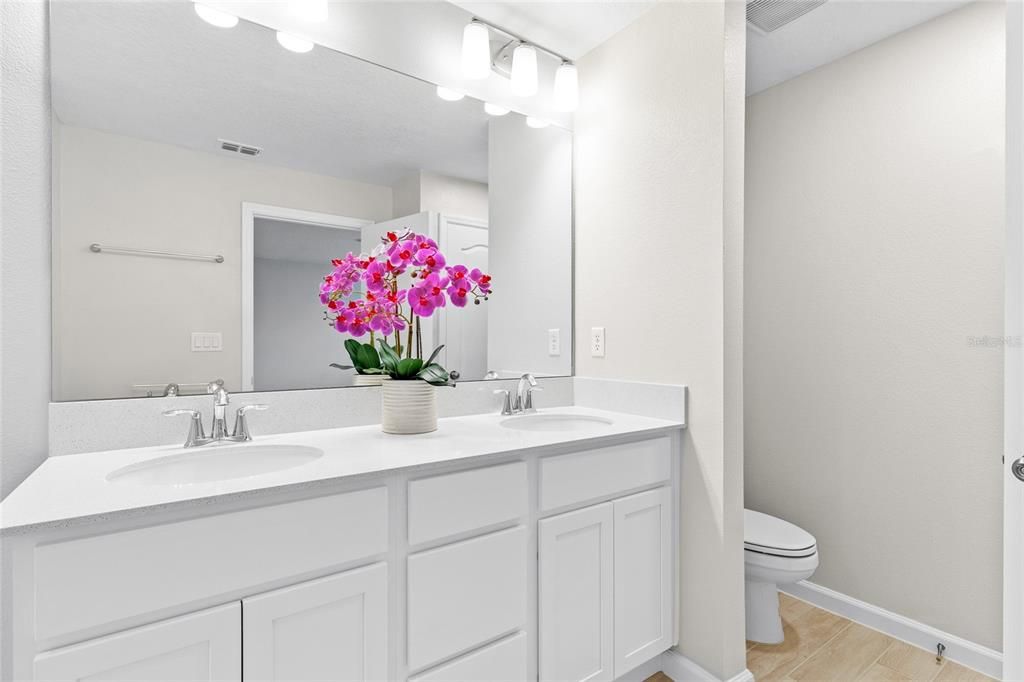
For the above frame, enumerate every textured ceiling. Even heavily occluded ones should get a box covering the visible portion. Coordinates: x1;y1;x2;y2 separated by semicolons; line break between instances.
50;0;490;186
747;0;972;94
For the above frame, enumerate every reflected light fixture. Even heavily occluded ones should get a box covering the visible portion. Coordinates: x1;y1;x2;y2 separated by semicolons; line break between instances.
461;20;491;80
526;117;549;129
552;62;579;112
436;86;465;102
294;0;328;22
510;43;538;97
484;102;510;116
276;31;314;53
194;2;238;28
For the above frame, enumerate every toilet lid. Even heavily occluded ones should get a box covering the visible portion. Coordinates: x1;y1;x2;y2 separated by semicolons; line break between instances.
744;509;817;558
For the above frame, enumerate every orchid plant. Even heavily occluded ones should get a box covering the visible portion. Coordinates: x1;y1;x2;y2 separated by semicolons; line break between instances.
320;230;493;385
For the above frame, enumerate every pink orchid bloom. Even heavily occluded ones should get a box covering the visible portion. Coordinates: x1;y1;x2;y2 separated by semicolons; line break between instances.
415;247;446;272
388;240;417;268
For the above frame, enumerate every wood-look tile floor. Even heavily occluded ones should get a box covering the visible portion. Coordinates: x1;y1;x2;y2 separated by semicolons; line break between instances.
644;594;995;682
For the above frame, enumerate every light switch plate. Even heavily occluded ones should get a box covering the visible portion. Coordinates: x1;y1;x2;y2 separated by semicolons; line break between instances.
548;329;561;356
591;327;605;357
191;332;223;352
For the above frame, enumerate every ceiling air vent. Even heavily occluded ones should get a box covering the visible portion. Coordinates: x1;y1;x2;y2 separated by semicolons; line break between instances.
218;138;263;157
746;0;827;34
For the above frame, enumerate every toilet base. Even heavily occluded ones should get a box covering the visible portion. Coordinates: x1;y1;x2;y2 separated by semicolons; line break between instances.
745;580;784;644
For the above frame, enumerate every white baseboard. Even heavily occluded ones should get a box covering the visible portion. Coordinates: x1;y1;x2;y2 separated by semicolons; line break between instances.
614;649;754;682
782;580;1002;680
656;649;754;682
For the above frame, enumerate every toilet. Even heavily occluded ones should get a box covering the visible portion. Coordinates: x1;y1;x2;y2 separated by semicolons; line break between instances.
744;509;819;644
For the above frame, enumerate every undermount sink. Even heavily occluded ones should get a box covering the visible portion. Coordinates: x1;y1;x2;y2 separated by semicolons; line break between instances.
500;413;614;432
106;444;324;486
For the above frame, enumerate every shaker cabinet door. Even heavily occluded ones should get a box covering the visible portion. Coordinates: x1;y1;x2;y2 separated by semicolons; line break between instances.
538;503;614;682
242;563;388;682
34;603;241;682
613;487;673;677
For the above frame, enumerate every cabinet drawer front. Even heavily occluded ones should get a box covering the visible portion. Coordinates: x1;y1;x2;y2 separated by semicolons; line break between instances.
34;603;241;682
539;437;670;511
408;461;527;545
408;632;527;682
407;526;527;672
35;488;388;643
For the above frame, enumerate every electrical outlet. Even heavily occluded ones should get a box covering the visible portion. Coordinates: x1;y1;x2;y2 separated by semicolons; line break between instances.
591;327;605;357
548;329;561;356
191;332;223;352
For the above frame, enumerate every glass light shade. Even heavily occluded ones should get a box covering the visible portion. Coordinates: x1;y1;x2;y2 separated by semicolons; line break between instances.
510;43;538;97
294;0;328;22
553;62;579;112
526;117;549;129
461;21;491;80
436;86;465;102
194;2;239;28
276;32;314;53
484;102;510;116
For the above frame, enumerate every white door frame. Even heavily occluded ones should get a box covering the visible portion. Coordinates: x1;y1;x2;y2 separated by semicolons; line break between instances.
1005;1;1024;678
241;202;370;391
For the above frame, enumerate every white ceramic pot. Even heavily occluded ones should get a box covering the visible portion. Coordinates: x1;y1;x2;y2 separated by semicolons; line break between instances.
352;374;385;387
380;378;437;434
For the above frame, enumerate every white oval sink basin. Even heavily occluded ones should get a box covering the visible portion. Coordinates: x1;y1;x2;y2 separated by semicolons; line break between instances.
500;413;614;432
106;444;324;486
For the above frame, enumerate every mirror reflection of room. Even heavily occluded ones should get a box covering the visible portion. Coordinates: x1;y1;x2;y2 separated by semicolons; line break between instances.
50;1;572;401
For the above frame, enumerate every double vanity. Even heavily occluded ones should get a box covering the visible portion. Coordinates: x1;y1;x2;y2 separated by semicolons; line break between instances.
1;401;684;682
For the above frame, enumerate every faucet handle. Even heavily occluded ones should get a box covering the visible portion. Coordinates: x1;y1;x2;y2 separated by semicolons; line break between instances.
232;404;268;441
163;409;206;446
493;389;513;416
524;386;544;412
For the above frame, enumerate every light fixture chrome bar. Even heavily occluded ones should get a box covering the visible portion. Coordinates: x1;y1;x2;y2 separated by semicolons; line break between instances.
90;243;225;264
470;17;573;65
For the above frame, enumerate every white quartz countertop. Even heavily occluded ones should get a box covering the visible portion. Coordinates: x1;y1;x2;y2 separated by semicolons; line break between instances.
0;406;682;533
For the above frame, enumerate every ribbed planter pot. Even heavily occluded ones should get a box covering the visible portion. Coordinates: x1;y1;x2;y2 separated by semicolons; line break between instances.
380;378;437;434
352;374;385;387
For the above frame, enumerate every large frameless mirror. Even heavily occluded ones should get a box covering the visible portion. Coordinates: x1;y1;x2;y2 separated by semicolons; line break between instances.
49;0;572;401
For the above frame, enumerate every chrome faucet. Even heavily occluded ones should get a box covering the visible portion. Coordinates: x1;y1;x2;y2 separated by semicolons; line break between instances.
163;379;268;447
495;374;544;416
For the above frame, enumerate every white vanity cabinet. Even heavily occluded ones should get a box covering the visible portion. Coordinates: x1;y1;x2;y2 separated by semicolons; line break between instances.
6;430;681;682
538;442;674;682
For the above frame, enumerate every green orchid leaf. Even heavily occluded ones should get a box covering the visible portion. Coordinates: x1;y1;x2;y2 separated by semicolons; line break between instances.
417;363;450;385
361;367;384;374
377;340;401;373
343;339;362;364
329;363;353;371
397;358;424;378
424;344;445;367
355;343;381;370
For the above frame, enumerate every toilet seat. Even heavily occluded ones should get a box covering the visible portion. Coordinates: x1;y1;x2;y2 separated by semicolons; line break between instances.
744;509;817;558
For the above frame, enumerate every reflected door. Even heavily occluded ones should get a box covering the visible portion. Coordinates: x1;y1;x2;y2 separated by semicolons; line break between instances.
438;216;489;379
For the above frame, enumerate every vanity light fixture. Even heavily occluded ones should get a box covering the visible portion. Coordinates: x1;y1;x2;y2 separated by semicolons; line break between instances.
458;18;578;111
294;0;328;22
552;62;579;113
510;43;538;97
436;86;465;102
461;20;492;79
194;2;239;28
484;102;510;116
276;31;315;53
525;116;550;129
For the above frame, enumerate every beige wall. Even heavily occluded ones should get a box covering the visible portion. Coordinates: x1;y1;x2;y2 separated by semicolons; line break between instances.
391;170;488;222
575;2;748;677
53;125;393;401
745;1;1005;650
